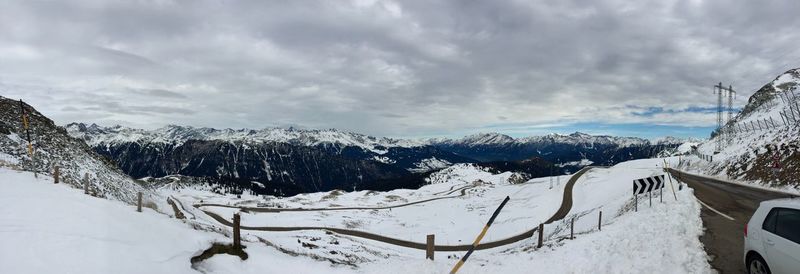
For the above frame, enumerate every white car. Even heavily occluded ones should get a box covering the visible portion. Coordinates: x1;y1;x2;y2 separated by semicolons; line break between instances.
744;198;800;274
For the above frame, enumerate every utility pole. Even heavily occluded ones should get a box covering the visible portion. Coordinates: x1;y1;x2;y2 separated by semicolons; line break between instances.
713;83;724;153
727;85;735;145
713;83;735;151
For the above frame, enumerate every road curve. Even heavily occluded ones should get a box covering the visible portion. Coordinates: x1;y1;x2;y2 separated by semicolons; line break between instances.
195;184;476;213
195;166;595;251
666;168;798;274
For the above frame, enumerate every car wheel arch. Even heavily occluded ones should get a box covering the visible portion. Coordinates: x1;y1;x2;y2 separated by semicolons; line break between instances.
746;251;771;274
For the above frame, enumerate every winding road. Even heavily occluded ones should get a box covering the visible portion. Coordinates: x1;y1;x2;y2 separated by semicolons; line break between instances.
667;168;798;274
194;183;477;213
189;167;595;251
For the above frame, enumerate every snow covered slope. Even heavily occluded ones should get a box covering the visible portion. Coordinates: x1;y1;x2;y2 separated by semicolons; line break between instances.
0;167;354;274
0;96;151;204
679;68;800;193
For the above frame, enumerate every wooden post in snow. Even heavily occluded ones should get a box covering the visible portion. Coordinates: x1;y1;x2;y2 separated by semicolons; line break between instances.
537;223;544;248
598;211;602;231
83;174;89;194
233;213;241;249
426;234;435;260
137;192;143;212
53;166;59;184
570;218;574;240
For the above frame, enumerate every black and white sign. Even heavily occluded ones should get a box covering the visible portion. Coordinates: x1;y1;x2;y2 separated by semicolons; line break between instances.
633;175;664;195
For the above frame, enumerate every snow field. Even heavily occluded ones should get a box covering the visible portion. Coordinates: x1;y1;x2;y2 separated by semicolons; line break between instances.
190;158;711;273
0;156;712;273
188;164;569;246
0;167;363;274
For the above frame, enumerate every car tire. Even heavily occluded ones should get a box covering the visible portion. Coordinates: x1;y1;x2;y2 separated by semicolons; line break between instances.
747;254;771;274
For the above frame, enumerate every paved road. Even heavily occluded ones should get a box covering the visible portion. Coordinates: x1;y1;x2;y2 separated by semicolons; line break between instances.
193;167;595;251
667;168;798;274
195;184;477;213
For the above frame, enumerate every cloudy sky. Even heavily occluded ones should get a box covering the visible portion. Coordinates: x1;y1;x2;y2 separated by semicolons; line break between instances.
1;0;799;139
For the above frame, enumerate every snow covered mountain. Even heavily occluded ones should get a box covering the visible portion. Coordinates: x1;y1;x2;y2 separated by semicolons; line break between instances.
66;123;475;195
432;131;687;147
65;122;685;194
428;132;683;169
67;123;423;155
0;96;151;204
681;68;800;193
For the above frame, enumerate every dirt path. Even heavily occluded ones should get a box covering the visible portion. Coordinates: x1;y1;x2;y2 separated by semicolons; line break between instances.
667;168;797;274
196;166;595;251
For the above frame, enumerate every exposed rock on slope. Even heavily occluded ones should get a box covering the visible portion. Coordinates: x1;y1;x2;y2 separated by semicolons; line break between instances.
0;96;151;204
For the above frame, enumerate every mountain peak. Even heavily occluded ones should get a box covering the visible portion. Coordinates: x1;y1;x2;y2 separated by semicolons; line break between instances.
568;131;591;138
461;132;516;145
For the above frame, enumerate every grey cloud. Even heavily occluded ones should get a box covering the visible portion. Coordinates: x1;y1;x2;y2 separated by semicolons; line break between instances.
133;89;188;99
0;0;798;137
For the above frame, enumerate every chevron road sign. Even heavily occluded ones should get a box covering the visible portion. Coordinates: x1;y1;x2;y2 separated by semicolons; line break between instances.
633;175;665;196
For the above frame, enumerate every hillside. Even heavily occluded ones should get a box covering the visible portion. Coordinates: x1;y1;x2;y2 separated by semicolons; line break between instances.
0;96;152;204
679;68;800;193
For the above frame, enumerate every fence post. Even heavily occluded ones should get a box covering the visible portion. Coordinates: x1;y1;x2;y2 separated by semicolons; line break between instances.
83;174;89;194
137;192;143;212
426;234;435;260
794;102;800;118
781;113;788;126
788;107;797;123
598;211;602;231
537;223;543;248
570;218;574;240
233;213;241;249
53;166;59;184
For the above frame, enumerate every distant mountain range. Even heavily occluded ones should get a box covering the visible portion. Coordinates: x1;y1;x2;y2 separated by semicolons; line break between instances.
427;132;688;167
65;123;687;195
65;123;476;195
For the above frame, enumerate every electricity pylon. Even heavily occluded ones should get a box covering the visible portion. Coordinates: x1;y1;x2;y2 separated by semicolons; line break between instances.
727;85;735;145
713;83;736;152
714;83;724;153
